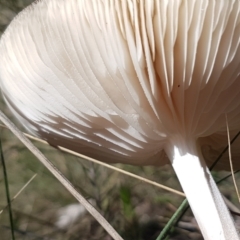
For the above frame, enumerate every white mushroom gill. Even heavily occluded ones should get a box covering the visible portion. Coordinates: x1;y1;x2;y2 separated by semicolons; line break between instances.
0;0;240;239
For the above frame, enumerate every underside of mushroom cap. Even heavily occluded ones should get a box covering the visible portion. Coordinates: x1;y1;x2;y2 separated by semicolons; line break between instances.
1;0;240;169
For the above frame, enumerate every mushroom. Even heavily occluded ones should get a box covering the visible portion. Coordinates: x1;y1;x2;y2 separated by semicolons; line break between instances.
0;0;240;239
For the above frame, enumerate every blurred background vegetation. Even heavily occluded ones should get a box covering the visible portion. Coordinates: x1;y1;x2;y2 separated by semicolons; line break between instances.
0;1;239;240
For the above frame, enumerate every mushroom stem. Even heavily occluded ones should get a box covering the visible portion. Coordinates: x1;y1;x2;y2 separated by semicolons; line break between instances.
166;138;239;240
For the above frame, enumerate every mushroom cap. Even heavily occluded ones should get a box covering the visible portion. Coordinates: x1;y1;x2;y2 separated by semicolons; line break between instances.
1;0;240;169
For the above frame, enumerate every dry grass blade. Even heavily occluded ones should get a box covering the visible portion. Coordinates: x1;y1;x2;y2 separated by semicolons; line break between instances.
56;146;185;197
0;110;123;240
226;114;240;202
0;123;185;197
0;173;37;215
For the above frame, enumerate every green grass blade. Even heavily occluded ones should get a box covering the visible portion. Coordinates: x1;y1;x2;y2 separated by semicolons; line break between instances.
156;199;189;240
0;135;15;240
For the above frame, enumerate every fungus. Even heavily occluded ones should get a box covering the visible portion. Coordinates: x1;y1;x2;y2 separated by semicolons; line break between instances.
0;0;240;239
